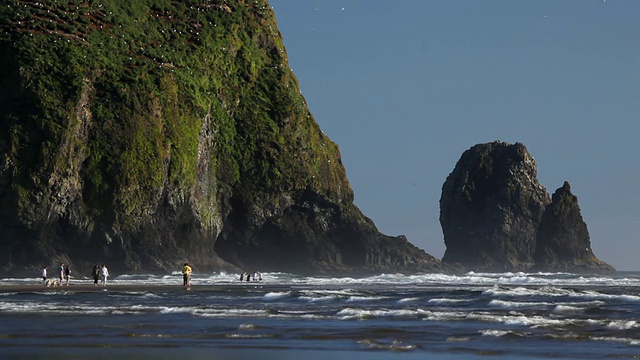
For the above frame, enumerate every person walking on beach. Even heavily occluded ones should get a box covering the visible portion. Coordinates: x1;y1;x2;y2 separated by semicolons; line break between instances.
182;263;192;287
92;264;100;286
59;263;65;285
100;264;109;286
41;267;47;284
63;265;71;286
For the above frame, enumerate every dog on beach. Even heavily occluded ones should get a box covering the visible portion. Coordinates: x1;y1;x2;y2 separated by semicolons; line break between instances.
45;279;59;287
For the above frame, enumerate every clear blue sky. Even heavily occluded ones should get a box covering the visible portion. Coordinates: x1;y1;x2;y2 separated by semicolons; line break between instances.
270;0;640;271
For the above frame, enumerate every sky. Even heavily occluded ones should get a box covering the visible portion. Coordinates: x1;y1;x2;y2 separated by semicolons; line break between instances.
269;0;640;271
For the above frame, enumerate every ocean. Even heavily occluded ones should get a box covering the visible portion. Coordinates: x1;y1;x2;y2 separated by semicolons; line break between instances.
1;271;640;359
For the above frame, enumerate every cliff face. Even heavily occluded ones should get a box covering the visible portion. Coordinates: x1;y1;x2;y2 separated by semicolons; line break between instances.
0;0;445;274
440;141;613;273
440;142;551;271
533;182;614;272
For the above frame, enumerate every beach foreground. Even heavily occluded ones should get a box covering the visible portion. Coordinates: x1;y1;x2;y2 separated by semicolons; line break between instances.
2;271;640;360
0;283;265;293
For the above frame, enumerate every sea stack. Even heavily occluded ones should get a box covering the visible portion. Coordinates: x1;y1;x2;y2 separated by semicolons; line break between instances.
440;141;614;273
439;141;550;271
533;182;614;272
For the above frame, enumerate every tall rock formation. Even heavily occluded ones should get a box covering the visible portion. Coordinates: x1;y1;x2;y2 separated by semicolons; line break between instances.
0;0;446;274
533;182;614;272
440;141;613;273
439;141;550;271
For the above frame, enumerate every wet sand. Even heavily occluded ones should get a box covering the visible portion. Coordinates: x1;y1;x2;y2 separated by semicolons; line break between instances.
0;282;279;294
0;284;193;293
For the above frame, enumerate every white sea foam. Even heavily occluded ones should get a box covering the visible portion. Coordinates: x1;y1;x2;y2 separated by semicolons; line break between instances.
580;290;640;302
357;339;417;351
201;308;266;317
299;295;336;302
479;329;510;337
336;307;419;320
605;320;639;330
225;333;273;339
553;305;583;313
592;336;640;346
428;298;470;305
399;297;420;303
488;299;564;309
414;309;468;322
4;270;640;288
263;291;291;300
345;296;386;302
298;289;362;302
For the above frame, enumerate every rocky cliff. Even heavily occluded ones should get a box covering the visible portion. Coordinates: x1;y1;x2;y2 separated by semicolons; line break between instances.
0;0;446;275
440;141;613;273
440;142;550;271
533;182;614;272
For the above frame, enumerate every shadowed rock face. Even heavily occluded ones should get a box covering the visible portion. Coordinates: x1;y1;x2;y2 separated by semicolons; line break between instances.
440;142;614;273
440;142;550;271
0;0;446;275
533;182;614;272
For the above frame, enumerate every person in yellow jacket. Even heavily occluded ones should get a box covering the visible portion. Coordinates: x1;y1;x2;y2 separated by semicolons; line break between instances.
182;263;192;287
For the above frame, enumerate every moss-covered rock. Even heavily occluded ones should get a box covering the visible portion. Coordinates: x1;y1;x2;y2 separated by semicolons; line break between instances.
0;0;445;275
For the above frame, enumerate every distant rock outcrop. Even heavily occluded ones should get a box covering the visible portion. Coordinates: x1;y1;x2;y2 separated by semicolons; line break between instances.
533;182;614;272
440;141;614;273
440;142;550;271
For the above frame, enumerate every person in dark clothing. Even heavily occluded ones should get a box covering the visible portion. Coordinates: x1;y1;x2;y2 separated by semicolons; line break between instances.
92;264;100;286
63;265;71;286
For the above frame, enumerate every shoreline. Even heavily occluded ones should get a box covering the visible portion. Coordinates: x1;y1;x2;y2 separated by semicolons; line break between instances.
0;283;274;293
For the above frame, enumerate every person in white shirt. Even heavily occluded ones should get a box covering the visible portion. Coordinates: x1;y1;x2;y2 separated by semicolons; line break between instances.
100;264;109;286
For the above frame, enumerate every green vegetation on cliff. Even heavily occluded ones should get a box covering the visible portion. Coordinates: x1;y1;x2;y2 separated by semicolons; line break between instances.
0;0;441;274
0;0;346;268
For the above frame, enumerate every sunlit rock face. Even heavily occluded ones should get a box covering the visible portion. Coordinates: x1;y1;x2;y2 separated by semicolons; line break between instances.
439;141;550;271
533;182;614;273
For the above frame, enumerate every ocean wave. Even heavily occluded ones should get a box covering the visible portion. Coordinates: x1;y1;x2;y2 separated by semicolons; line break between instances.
299;295;337;302
263;291;292;300
336;307;419;320
605;320;639;330
419;309;468;321
479;329;529;338
357;339;417;351
5;270;640;288
345;296;387;302
399;297;420;303
553;305;583;313
488;299;554;309
238;324;261;330
428;298;471;305
592;336;640;346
